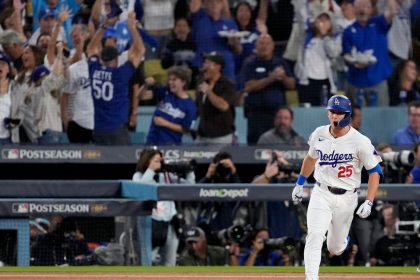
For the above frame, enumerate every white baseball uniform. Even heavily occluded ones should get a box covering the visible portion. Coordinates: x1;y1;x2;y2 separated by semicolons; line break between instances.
304;125;381;280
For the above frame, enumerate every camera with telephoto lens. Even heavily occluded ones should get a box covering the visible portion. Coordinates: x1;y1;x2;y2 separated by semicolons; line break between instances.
264;237;296;252
271;152;301;173
217;224;253;245
381;151;415;167
160;159;197;174
3;118;21;129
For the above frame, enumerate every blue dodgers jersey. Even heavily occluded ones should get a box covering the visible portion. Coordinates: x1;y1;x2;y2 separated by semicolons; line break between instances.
342;15;393;87
191;9;238;80
88;58;135;131
146;87;197;145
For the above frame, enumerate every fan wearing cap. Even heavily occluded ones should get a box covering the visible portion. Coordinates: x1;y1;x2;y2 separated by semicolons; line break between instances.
28;8;68;47
195;52;236;144
295;10;342;106
0;52;13;144
28;44;68;144
281;0;341;64
178;226;239;266
342;0;397;106
45;8;72;69
87;11;144;145
189;0;242;81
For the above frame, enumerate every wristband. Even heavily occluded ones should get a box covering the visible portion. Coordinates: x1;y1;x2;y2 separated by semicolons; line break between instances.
297;175;307;186
263;173;271;181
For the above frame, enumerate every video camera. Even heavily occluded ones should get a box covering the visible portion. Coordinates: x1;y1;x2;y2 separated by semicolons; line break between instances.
386;234;420;266
381;150;415;167
160;159;197;174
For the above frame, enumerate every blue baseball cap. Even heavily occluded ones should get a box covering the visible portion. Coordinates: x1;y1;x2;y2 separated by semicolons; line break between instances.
39;8;56;20
31;65;50;82
0;52;11;64
101;46;119;62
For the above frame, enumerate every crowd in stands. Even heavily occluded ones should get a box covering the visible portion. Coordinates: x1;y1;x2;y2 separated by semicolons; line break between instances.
0;0;420;145
0;0;420;269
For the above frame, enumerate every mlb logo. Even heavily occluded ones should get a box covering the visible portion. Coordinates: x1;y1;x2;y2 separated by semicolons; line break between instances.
12;203;29;213
254;149;273;160
1;149;19;159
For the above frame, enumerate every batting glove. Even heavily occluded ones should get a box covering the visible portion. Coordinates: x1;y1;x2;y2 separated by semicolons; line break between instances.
356;200;373;218
292;184;303;203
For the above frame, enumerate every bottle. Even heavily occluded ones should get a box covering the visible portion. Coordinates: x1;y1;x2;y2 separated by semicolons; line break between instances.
26;0;33;17
321;85;329;106
368;90;378;107
399;90;407;105
357;89;364;107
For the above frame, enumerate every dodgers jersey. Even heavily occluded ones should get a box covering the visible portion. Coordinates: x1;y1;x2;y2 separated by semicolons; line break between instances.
146;86;197;145
88;57;135;131
308;125;382;190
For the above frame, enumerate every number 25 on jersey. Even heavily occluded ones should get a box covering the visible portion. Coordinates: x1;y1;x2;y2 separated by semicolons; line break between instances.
338;165;353;178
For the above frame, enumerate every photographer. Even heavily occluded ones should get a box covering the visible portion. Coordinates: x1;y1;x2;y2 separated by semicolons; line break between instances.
133;148;196;266
195;152;242;234
378;143;413;183
178;226;239;266
252;152;293;184
199;152;241;184
406;142;420;183
250;152;303;240
370;204;401;266
241;228;286;266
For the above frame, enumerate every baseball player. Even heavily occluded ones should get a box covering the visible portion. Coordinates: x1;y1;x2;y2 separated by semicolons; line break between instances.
292;95;383;280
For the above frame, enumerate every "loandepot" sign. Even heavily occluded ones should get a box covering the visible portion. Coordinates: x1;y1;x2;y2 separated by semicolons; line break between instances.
199;188;249;199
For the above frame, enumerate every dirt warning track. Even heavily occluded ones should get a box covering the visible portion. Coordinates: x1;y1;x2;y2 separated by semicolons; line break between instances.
0;272;420;280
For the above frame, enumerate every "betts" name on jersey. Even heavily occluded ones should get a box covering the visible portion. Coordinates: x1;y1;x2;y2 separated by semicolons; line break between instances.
316;150;353;167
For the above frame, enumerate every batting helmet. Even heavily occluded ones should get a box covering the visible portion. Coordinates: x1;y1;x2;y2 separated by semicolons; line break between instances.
326;95;352;128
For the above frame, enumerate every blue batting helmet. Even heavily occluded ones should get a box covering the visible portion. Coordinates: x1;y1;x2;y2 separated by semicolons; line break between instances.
326;95;352;127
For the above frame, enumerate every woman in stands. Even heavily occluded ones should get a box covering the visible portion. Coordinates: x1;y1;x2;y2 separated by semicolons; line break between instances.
233;1;265;80
133;148;196;266
295;11;341;106
140;65;197;145
388;59;420;106
0;52;13;144
9;45;44;143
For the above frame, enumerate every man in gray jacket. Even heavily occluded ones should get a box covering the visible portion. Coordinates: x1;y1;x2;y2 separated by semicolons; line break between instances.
257;106;306;146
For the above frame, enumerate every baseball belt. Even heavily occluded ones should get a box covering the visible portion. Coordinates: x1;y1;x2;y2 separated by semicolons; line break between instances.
316;181;357;195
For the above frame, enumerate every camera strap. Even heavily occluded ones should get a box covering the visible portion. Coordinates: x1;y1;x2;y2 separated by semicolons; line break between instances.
164;172;174;184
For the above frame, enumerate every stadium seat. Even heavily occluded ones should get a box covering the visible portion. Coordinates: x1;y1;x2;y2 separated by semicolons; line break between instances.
144;59;168;85
130;131;146;144
286;90;299;107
